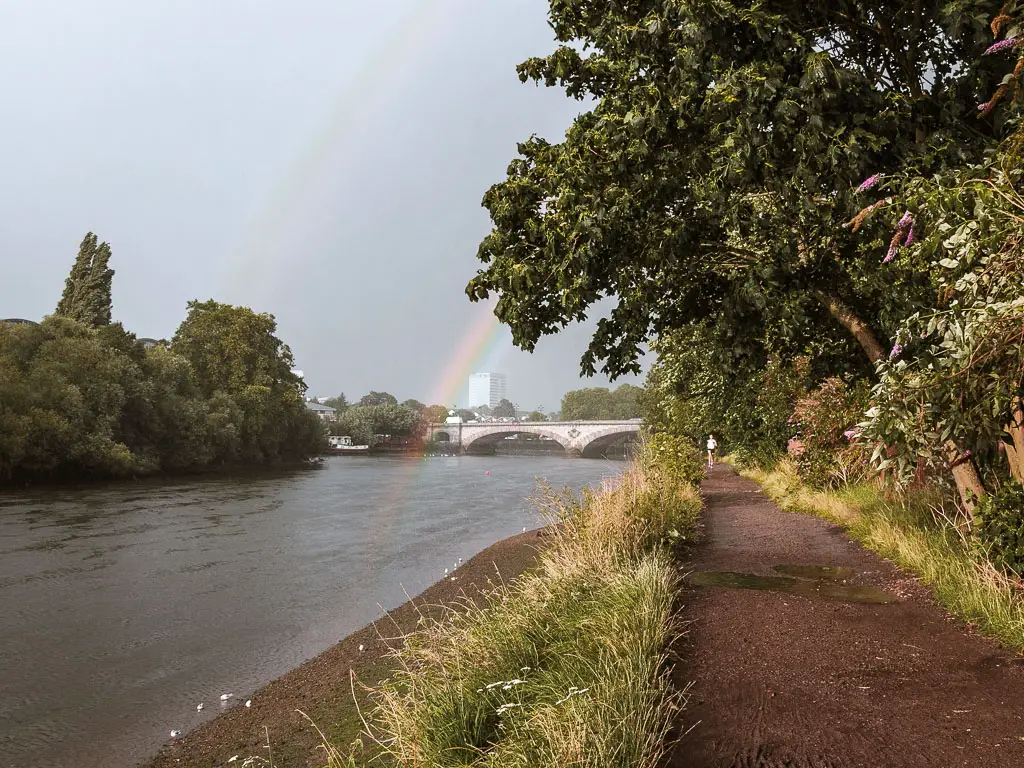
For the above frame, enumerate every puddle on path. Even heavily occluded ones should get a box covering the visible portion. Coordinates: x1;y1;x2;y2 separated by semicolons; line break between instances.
772;564;855;582
688;567;896;604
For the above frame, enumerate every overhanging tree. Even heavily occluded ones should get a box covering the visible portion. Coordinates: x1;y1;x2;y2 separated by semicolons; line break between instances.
467;0;1004;379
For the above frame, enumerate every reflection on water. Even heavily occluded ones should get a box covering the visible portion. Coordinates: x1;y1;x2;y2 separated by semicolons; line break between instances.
688;567;896;604
771;564;856;582
0;456;622;768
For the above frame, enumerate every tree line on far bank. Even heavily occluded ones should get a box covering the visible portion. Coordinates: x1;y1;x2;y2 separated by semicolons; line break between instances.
0;234;325;484
315;383;643;446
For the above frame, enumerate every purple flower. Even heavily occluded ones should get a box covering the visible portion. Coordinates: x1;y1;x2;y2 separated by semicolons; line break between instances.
883;245;899;263
904;226;916;246
897;211;914;230
889;343;903;359
984;38;1023;55
856;174;882;192
843;429;860;440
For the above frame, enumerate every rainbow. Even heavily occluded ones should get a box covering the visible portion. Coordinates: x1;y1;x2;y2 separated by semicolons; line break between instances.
426;307;508;408
218;0;459;295
215;0;513;407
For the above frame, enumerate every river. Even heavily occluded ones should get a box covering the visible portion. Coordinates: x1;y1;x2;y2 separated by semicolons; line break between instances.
0;455;624;768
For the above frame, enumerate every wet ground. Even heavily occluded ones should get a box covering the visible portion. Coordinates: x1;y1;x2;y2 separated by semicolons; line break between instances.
671;465;1024;768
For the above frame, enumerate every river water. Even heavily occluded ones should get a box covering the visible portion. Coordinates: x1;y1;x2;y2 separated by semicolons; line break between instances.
0;455;623;768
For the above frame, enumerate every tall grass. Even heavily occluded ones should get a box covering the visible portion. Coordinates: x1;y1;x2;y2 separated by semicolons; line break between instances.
745;461;1024;652
365;460;702;767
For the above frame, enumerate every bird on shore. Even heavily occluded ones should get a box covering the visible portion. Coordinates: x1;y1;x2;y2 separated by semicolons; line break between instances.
170;730;181;738
245;699;252;708
359;644;364;652
220;693;233;701
196;703;203;711
444;568;449;576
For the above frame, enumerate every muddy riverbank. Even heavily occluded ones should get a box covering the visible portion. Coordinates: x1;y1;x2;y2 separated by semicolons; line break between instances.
141;528;547;768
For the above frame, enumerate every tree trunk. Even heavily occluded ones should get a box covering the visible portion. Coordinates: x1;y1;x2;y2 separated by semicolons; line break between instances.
944;440;985;517
813;291;887;363
1005;400;1024;484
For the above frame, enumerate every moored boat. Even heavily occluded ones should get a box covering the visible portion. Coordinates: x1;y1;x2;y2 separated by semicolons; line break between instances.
326;435;371;455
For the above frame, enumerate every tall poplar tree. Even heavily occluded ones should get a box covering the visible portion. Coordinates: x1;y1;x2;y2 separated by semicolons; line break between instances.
55;233;114;327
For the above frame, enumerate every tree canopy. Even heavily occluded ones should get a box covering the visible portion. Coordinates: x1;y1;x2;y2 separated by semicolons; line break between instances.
322;393;349;412
359;391;399;407
468;0;1005;377
0;238;324;483
562;384;641;420
55;233;114;328
492;398;517;418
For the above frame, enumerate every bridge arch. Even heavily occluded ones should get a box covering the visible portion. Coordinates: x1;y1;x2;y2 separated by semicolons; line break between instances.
579;425;642;458
462;424;571;455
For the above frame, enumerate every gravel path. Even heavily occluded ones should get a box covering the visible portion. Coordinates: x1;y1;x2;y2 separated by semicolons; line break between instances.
670;465;1024;768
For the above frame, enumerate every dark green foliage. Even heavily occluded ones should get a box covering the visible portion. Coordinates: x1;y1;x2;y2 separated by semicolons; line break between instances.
0;300;324;484
423;404;450;424
171;300;323;465
561;384;641;421
642;432;706;489
641;325;819;469
55;233;114;328
973;482;1024;577
491;398;516;419
322;393;349;413
468;1;1004;379
332;403;422;445
358;391;398;407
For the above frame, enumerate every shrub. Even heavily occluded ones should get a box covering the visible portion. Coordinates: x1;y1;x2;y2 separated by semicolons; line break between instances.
973;481;1024;577
640;432;706;488
790;377;872;488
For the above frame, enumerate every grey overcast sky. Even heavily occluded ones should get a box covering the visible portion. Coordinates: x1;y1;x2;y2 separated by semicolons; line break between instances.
0;0;645;410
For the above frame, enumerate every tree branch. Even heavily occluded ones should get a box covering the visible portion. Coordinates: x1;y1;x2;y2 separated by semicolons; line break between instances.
812;289;888;363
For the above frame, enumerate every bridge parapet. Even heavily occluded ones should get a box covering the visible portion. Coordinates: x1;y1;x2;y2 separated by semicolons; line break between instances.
426;420;641;458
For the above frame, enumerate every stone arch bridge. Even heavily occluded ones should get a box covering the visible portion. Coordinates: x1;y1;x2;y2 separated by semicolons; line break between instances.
426;420;641;458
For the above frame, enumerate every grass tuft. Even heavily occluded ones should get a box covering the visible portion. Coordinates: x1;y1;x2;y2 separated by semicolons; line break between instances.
363;462;701;767
743;460;1024;652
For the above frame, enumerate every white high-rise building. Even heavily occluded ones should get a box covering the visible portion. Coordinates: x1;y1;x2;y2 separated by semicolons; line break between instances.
468;372;507;409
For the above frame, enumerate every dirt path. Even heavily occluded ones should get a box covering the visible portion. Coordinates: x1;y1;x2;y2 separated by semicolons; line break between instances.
670;465;1024;768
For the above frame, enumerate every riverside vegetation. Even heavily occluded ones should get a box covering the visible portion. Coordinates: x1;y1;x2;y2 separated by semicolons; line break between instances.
304;2;1024;762
460;1;1024;651
0;234;325;484
301;435;704;768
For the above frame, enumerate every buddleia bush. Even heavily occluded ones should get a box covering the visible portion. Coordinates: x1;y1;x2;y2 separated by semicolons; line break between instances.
790;377;872;488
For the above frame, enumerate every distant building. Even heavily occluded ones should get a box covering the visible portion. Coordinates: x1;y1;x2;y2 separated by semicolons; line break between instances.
305;401;337;422
137;338;161;349
2;318;39;327
468;372;507;409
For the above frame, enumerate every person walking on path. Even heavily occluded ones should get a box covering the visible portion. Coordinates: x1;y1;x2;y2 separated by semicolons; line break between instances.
706;434;718;469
